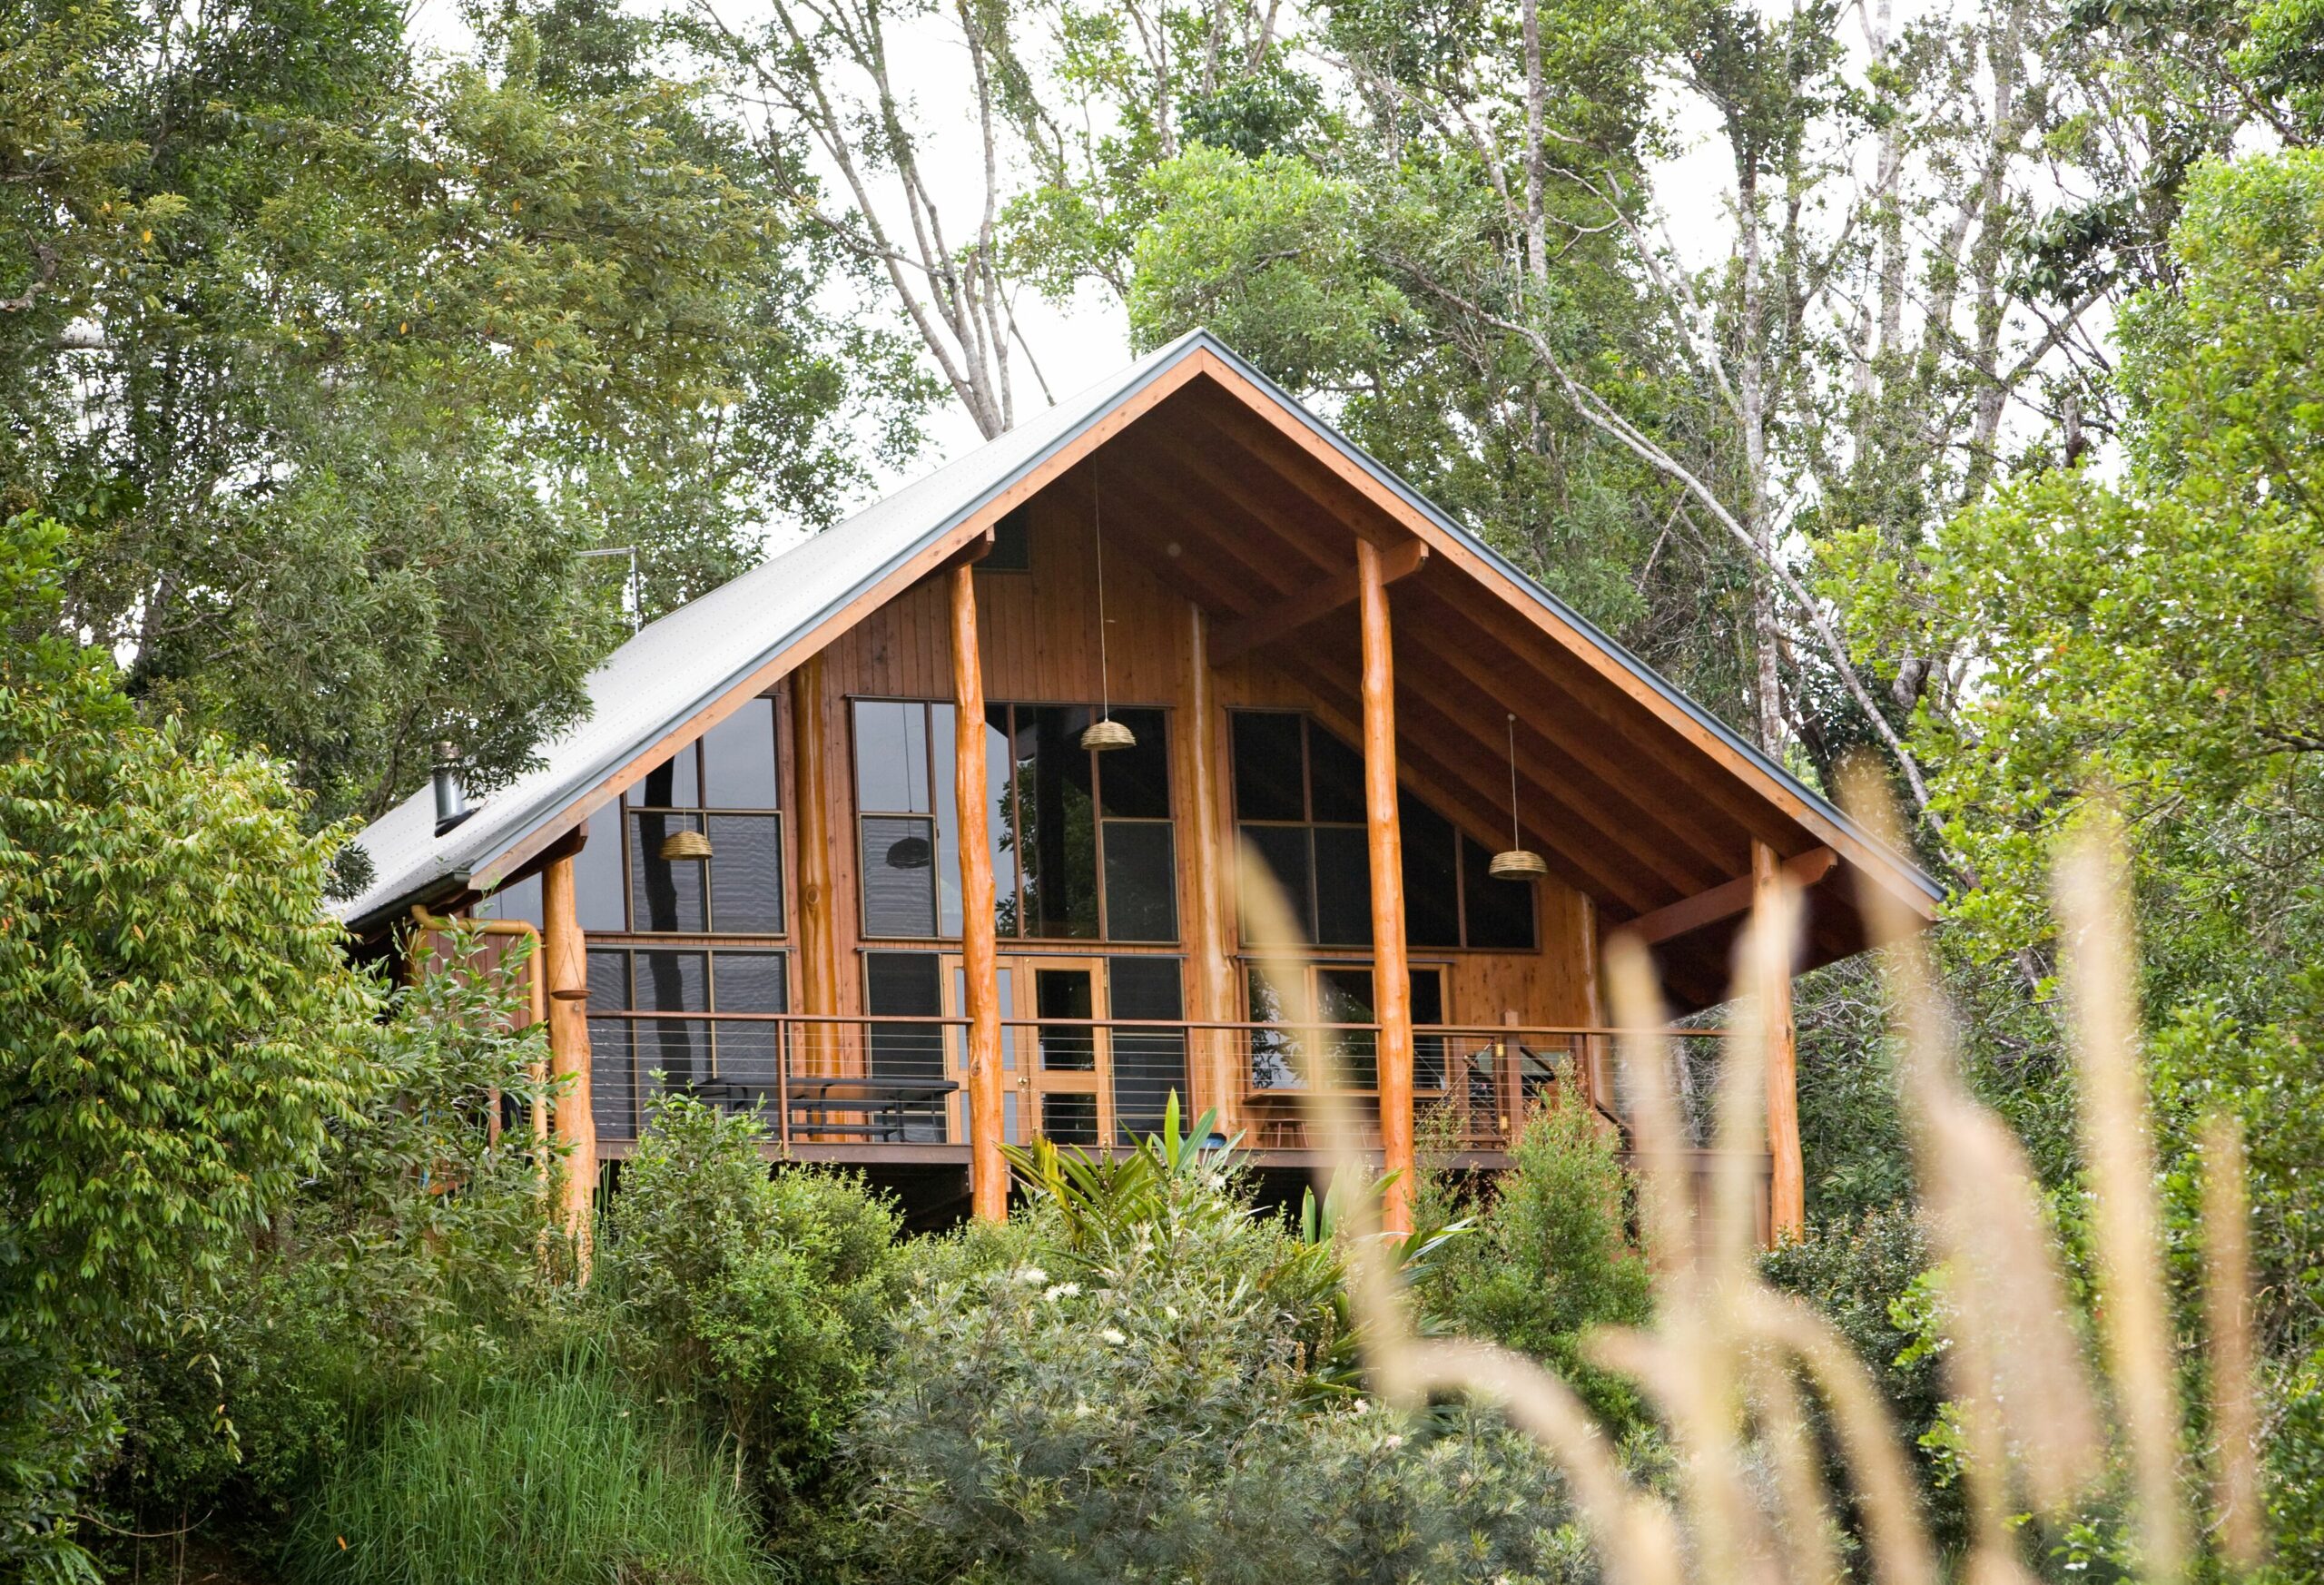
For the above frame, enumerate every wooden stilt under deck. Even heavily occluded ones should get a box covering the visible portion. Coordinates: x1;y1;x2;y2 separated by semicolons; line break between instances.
789;653;840;1074
1358;537;1416;1235
1753;839;1805;1239
543;852;596;1265
1180;602;1237;1140
950;564;1007;1220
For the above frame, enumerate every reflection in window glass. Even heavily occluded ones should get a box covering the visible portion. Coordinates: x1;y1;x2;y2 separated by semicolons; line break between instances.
852;700;930;814
703;697;780;808
1100;821;1177;941
474;872;542;928
1108;957;1186;1142
573;812;626;931
712;950;786;1012
1041;1093;1100;1147
635;748;700;809
1246;966;1302;1089
707;813;783;934
1014;705;1098;939
861;815;939;938
629;811;708;931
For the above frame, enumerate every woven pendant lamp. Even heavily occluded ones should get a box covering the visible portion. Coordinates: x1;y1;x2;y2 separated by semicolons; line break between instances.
1489;713;1549;881
658;827;714;861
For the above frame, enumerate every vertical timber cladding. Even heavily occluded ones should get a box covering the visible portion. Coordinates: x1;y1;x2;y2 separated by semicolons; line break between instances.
802;463;1600;1122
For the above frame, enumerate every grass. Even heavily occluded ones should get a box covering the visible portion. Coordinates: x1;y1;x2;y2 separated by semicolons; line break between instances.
281;1346;772;1585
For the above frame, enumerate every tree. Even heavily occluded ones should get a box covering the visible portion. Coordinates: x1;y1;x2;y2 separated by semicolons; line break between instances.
0;513;372;1576
0;0;925;824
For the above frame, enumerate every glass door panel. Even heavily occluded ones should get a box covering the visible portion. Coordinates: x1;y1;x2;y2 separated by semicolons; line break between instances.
1015;959;1109;1146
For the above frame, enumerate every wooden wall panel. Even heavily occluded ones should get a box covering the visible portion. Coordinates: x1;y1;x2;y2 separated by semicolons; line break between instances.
803;469;1598;1059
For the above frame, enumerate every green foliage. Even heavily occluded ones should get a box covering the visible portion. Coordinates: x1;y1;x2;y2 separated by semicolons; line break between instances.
107;933;567;1532
282;1344;775;1585
0;512;372;1572
2;0;926;824
597;1094;902;1502
1413;1099;1653;1431
842;1114;1594;1585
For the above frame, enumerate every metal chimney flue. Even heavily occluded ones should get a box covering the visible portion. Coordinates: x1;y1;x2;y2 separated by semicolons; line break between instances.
431;742;472;835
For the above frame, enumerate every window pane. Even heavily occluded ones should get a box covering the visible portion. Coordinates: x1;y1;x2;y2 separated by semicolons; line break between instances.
638;1018;710;1090
1109;958;1186;1143
1101;821;1177;941
931;703;960;938
712;950;786;1012
984;706;1019;936
1246;965;1302;1090
861;815;939;938
1034;968;1096;1070
474;871;542;928
589;1018;637;1139
636;747;699;809
1311;825;1374;947
1305;722;1367;823
1097;708;1170;818
574;812;626;931
1316;967;1378;1090
1462;834;1538;950
630;812;708;931
707;813;783;934
1399;793;1462;948
634;949;709;1012
1040;1093;1100;1147
704;696;779;808
1016;705;1098;939
1231;712;1305;821
852;699;929;813
1412;971;1446;1091
865;953;945;1111
586;949;630;1010
1240;823;1314;941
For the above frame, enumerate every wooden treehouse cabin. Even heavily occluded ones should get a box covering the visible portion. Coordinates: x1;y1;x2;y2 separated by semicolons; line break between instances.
340;331;1940;1237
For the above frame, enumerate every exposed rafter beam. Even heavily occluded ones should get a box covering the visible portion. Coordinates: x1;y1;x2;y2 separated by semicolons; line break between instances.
1211;539;1428;665
1616;847;1838;947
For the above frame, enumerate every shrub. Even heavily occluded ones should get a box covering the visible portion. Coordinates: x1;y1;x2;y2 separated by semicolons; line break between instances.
840;1117;1593;1585
282;1346;773;1585
596;1093;901;1502
1414;1098;1654;1431
107;936;566;1536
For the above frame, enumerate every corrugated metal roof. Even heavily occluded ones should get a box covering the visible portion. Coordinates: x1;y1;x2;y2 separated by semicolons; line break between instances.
340;329;1936;933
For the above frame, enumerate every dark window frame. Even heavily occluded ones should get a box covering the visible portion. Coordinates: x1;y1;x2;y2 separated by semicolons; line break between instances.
1227;710;1534;953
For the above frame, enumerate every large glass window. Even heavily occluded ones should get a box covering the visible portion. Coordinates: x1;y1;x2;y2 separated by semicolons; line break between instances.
1231;711;1532;951
853;699;1176;943
585;946;788;1138
614;696;784;936
1246;962;1446;1093
1108;957;1187;1142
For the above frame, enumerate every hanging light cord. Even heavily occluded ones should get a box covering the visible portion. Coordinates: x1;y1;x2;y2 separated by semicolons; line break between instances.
1506;713;1522;849
1094;468;1112;722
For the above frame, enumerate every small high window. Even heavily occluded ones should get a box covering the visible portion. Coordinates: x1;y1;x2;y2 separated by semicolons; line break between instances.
597;695;785;936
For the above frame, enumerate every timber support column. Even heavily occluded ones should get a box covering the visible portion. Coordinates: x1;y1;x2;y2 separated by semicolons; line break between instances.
543;852;597;1266
950;564;1007;1220
790;655;841;1080
1753;839;1805;1240
1180;603;1236;1139
1356;537;1416;1236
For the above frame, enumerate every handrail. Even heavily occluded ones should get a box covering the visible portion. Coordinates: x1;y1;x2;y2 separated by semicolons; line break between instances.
576;1009;1723;1038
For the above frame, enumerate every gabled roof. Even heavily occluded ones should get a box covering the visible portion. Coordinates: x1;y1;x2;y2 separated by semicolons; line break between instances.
342;330;1939;993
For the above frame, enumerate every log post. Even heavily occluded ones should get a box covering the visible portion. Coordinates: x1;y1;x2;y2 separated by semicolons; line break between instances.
789;654;840;1085
1180;602;1237;1140
1753;839;1806;1240
1356;538;1415;1235
950;565;1007;1220
542;852;597;1268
